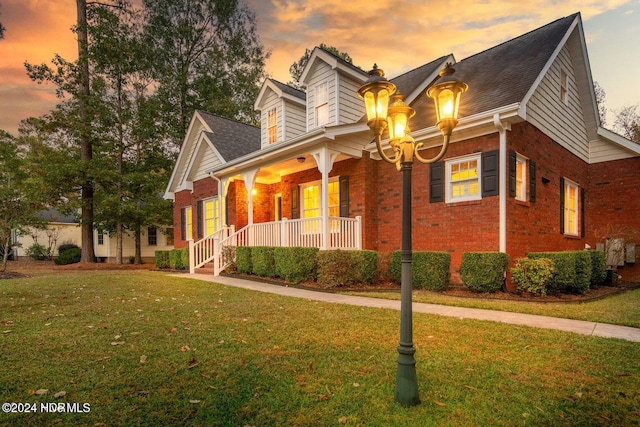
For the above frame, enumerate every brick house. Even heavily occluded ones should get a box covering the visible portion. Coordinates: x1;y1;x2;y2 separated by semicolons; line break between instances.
164;13;640;286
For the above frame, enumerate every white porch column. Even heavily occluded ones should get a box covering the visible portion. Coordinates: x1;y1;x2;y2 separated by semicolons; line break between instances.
311;147;340;250
242;169;259;226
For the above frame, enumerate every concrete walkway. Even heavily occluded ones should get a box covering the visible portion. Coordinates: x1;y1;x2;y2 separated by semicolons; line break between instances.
182;273;640;343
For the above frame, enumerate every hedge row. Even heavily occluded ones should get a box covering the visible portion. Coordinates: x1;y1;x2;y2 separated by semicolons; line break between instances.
389;251;451;291
155;248;189;270
460;252;509;293
236;246;319;284
317;250;377;288
525;250;606;294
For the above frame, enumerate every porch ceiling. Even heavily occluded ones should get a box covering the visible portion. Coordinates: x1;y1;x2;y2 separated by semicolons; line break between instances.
254;153;353;184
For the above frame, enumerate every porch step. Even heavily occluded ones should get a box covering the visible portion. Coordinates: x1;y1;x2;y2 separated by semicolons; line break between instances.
195;262;214;275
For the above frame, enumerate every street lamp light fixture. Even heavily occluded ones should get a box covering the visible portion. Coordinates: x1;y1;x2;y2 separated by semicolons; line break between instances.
358;62;467;407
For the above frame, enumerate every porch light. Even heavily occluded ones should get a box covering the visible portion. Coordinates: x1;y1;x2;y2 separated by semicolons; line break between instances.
357;62;467;407
357;64;396;136
387;94;415;142
426;63;468;137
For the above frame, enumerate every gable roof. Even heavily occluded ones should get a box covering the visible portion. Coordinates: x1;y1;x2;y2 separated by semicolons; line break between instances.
408;13;579;130
196;111;260;161
254;79;306;110
299;46;368;86
164;111;260;199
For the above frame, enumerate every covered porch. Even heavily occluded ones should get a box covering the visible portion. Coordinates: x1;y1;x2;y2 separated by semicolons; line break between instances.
188;129;370;275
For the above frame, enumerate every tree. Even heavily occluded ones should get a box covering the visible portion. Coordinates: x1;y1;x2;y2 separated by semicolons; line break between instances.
142;0;269;146
288;44;354;89
0;131;45;271
0;4;6;40
613;105;640;143
594;81;607;127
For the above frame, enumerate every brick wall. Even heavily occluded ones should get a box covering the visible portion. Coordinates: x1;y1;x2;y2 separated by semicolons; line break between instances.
173;177;218;249
376;133;501;283
587;157;640;281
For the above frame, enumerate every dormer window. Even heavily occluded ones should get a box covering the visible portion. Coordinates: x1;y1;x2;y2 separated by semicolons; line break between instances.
316;81;329;126
560;69;568;105
268;108;277;143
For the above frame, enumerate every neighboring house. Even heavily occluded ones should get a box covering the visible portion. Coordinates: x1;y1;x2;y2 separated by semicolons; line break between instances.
14;209;174;263
164;13;640;285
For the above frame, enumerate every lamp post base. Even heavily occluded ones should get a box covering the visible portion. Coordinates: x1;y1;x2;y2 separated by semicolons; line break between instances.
395;344;420;406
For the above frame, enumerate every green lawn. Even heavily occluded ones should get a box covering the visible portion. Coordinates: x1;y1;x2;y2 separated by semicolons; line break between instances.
345;287;640;328
1;270;639;426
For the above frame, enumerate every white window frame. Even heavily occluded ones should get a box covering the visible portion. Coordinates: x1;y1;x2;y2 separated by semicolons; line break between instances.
315;81;329;127
445;154;481;203
300;177;340;232
515;154;527;201
267;108;277;144
203;197;221;236
148;226;158;246
185;206;193;241
563;179;579;236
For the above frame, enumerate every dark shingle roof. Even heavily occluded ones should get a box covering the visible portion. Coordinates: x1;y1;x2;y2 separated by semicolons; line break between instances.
269;79;306;101
409;13;578;130
389;55;451;98
196;110;260;162
36;209;77;224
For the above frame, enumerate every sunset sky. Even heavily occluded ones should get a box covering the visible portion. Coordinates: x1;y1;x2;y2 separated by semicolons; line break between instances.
0;0;638;136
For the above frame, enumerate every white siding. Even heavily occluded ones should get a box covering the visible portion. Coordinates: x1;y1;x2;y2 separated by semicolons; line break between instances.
188;143;223;181
176;120;205;187
338;74;366;125
284;100;306;140
526;45;589;162
306;61;335;130
589;139;638;163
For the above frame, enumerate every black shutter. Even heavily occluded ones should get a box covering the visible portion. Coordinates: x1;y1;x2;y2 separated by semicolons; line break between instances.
339;176;349;217
481;150;499;197
508;150;517;197
291;186;300;219
559;177;565;234
529;160;536;202
180;208;186;240
196;200;203;239
580;187;586;237
429;162;444;203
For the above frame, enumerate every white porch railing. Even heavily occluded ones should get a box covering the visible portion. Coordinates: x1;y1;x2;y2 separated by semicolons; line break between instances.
188;226;234;274
195;216;362;276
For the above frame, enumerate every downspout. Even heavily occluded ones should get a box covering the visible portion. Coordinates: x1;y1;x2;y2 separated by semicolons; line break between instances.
493;113;509;253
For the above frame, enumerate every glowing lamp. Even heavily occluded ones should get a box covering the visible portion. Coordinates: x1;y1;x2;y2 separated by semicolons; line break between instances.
427;63;468;136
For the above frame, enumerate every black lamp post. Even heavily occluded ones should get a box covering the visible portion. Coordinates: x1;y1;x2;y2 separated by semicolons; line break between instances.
358;63;467;407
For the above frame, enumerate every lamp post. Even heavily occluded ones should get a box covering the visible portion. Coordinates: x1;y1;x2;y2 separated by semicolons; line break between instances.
358;63;467;407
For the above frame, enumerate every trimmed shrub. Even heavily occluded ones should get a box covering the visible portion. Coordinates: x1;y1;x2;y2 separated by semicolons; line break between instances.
571;251;592;294
235;246;252;274
58;243;80;255
155;250;170;269
375;252;394;283
460;252;508;293
511;257;554;296
317;250;378;288
169;248;188;270
390;251;451;291
528;252;576;294
251;246;276;277
590;250;607;287
274;247;318;284
26;243;50;261
54;247;81;265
